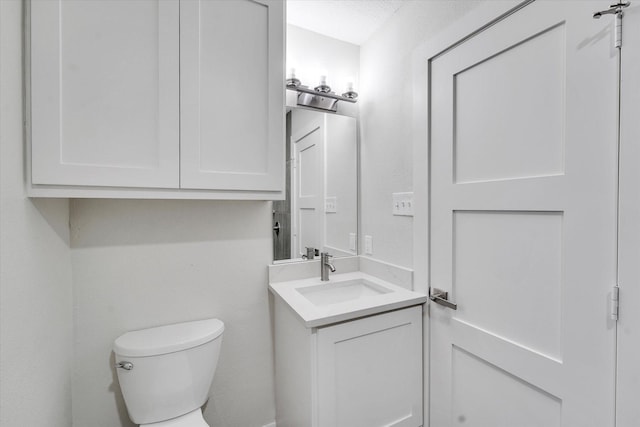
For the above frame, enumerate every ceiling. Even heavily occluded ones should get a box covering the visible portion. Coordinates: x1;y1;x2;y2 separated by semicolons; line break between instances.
287;0;407;46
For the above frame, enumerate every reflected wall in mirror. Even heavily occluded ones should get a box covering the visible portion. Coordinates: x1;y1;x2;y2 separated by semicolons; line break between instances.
273;108;358;261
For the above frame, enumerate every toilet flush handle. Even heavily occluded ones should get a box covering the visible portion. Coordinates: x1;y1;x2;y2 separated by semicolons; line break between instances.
115;361;134;371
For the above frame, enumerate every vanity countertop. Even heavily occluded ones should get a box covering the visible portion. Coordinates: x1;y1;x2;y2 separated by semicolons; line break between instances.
269;271;427;328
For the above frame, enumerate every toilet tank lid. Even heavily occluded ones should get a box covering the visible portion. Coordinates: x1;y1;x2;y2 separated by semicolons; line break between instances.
113;318;224;357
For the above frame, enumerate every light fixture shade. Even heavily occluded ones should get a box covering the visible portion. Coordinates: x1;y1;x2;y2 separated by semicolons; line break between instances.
341;90;358;100
286;68;301;88
286;77;301;88
342;81;358;100
314;75;331;93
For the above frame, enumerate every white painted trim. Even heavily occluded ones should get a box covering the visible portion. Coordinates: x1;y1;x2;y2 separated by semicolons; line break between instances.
262;422;276;427
27;184;285;200
616;2;640;423
410;2;531;426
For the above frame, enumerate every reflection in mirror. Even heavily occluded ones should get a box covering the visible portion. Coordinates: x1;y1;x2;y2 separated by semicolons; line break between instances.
273;108;358;261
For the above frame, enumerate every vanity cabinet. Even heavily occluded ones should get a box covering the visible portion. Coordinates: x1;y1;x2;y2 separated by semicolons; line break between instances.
28;0;284;199
274;301;423;427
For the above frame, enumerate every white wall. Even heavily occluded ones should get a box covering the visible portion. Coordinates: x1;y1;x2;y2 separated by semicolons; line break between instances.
287;24;359;117
70;199;276;427
0;1;74;425
359;1;482;268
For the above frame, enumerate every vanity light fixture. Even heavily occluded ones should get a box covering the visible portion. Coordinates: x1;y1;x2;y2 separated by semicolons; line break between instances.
286;69;358;113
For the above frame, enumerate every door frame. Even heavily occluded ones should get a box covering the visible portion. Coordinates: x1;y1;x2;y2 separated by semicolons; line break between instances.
291;114;325;259
616;3;640;424
410;0;538;422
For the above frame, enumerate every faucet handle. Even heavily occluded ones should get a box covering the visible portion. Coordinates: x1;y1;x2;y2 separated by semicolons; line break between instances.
304;247;316;260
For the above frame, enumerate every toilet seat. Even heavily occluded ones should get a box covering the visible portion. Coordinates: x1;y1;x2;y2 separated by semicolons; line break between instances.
140;409;209;427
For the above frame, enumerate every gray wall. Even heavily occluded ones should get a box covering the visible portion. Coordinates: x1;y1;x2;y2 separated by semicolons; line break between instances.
70;199;276;427
0;1;74;425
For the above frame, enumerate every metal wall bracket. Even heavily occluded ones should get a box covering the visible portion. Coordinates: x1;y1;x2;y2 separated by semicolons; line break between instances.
297;92;339;112
593;2;631;48
593;1;630;19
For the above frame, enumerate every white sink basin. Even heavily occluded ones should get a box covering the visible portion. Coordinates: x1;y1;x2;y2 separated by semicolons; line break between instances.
296;279;392;307
269;272;428;328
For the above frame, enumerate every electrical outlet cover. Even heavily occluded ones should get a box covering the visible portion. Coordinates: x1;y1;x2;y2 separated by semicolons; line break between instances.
365;235;373;255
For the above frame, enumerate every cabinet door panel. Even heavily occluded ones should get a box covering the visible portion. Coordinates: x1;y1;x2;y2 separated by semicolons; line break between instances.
180;0;284;191
317;307;423;427
30;0;179;188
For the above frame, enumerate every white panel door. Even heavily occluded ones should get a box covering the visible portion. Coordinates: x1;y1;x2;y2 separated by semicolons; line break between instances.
30;0;179;188
180;0;285;192
429;2;618;426
292;121;323;258
616;3;640;426
317;306;423;427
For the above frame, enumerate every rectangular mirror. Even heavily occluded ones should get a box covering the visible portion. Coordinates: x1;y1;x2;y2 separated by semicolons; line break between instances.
273;108;358;261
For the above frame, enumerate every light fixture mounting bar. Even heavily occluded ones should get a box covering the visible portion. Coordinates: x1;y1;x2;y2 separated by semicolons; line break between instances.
287;86;357;103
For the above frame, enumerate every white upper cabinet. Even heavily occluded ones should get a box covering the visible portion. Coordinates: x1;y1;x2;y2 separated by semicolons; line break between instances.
180;0;284;192
30;0;180;189
28;0;284;199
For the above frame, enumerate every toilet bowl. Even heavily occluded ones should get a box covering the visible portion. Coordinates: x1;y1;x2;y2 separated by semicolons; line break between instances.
113;318;224;427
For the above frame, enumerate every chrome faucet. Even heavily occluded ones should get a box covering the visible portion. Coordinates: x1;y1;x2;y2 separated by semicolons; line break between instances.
320;252;336;281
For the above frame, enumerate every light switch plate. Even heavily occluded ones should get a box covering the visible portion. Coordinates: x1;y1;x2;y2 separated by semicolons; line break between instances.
392;192;414;216
349;233;356;251
364;235;373;255
325;197;337;213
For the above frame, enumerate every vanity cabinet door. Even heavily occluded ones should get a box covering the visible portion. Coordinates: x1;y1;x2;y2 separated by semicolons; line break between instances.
30;0;180;188
316;306;423;427
180;0;285;194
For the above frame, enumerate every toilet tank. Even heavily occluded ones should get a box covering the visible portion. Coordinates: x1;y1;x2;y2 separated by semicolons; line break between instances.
113;319;224;425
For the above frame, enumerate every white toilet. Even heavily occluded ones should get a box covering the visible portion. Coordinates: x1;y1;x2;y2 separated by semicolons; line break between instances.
113;318;224;427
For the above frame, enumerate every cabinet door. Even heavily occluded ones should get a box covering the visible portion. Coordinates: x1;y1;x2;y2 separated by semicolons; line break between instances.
30;0;180;188
316;306;423;427
180;0;285;192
